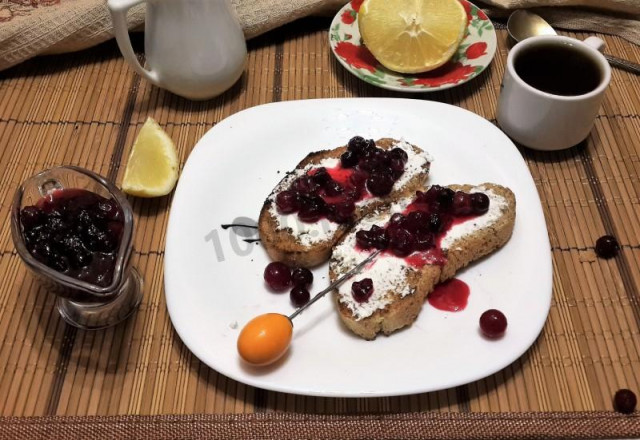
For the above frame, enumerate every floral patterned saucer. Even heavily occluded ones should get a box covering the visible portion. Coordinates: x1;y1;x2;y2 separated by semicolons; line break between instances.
329;0;497;93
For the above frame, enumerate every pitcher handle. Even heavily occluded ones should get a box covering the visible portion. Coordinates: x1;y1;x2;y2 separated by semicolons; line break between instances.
107;0;160;85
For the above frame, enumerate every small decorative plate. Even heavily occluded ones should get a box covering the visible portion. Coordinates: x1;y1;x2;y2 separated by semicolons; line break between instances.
329;0;497;92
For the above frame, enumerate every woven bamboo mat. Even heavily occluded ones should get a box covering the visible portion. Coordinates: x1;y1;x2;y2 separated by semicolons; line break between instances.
0;18;640;438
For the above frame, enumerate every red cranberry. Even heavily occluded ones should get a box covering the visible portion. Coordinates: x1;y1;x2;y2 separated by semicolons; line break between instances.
357;225;390;250
479;309;507;338
406;211;429;232
298;208;323;223
372;152;392;173
389;213;405;227
326;201;354;224
359;144;378;162
421;186;450;211
595;235;620;259
414;190;427;204
46;215;68;233
427;213;443;233
374;149;390;164
389;228;415;257
614;389;637;414
349;170;368;192
47;251;69;272
24;225;50;247
358;156;378;173
356;225;389;249
471;193;490;215
292;176;319;195
357;225;389;250
437;187;455;210
57;233;92;268
298;196;326;223
452;191;473;216
356;139;377;157
390;147;408;163
310;167;331;186
414;229;434;251
390;157;405;178
367;173;395;197
77;209;94;229
356;230;374;250
324;180;344;196
20;206;44;230
264;262;292;291
31;242;54;264
290;285;311;307
386;214;408;237
292;267;313;287
347;136;369;155
275;190;300;214
341;150;358;168
352;278;374;303
371;225;390;249
83;223;117;252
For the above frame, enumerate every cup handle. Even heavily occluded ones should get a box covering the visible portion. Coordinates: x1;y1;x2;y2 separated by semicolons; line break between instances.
107;0;160;85
583;36;605;53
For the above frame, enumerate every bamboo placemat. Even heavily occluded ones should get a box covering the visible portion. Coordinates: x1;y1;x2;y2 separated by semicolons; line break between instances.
0;18;639;438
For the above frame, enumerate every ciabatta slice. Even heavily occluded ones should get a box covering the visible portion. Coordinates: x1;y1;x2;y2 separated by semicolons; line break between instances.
329;183;516;340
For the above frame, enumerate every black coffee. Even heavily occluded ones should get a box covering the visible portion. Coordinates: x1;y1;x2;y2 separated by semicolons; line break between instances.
514;43;602;96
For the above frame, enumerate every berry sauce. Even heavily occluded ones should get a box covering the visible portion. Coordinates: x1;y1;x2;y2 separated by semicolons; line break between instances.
348;186;490;304
274;136;412;225
427;278;470;312
355;185;490;268
20;188;124;287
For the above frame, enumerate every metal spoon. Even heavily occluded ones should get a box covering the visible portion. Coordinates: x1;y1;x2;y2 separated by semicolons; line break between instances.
507;9;640;75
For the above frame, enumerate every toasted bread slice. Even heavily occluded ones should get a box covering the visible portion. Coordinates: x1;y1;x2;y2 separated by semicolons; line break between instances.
258;138;431;267
329;183;516;340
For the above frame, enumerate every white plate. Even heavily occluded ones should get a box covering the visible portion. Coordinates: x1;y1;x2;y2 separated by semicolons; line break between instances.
165;98;552;398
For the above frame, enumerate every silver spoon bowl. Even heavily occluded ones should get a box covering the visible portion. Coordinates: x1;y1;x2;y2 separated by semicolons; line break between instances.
507;9;640;75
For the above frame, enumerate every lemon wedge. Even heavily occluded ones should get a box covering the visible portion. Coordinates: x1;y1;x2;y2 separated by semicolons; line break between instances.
358;0;467;73
121;117;179;197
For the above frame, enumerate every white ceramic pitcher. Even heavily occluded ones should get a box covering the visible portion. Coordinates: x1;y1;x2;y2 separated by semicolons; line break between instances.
108;0;247;100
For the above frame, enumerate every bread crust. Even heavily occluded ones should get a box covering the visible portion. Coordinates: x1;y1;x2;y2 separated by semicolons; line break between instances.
330;183;516;340
258;138;431;267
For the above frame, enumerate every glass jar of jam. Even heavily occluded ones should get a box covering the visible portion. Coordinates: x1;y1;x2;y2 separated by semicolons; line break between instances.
11;166;143;329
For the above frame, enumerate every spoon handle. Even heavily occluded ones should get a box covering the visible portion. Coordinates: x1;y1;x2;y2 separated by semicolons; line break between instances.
604;53;640;75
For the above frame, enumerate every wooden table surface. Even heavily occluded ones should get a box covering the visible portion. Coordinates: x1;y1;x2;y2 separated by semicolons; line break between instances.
0;16;640;439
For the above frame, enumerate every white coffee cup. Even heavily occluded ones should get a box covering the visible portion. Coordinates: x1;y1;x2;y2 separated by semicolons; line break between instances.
497;35;611;151
108;0;247;100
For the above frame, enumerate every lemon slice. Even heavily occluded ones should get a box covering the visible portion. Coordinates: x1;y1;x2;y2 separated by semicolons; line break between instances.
121;117;179;197
358;0;467;74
